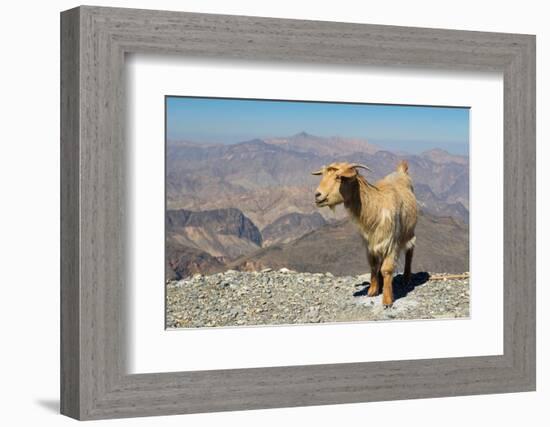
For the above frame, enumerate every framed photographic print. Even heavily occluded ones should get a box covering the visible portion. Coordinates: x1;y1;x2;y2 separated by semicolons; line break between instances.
164;95;471;328
61;5;536;420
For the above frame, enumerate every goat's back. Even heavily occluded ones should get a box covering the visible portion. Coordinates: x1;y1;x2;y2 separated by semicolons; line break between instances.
374;163;417;245
376;170;414;194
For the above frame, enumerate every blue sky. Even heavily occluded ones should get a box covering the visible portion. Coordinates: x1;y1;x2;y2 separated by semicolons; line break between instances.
166;96;469;155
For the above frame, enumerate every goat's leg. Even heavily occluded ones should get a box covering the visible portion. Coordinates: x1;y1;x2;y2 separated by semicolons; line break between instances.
367;254;381;297
381;256;396;308
404;247;414;284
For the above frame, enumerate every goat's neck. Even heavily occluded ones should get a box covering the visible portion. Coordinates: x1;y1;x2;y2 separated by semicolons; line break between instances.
343;176;379;232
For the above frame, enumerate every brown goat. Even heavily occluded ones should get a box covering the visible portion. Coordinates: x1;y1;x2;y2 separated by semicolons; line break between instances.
312;161;417;307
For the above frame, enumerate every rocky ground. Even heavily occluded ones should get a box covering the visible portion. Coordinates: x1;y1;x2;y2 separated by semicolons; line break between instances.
166;269;470;328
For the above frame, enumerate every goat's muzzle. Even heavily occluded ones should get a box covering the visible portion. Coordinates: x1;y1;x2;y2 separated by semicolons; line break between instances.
315;192;328;206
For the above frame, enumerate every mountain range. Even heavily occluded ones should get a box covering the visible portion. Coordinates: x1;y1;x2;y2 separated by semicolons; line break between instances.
166;132;469;280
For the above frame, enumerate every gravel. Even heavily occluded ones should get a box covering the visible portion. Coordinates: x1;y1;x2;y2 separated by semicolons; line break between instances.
166;269;470;328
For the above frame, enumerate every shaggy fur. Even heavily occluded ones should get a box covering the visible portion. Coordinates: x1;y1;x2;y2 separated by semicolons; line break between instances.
312;160;417;307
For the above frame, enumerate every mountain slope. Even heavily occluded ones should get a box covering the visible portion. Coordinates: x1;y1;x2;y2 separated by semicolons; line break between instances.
261;211;327;245
166;208;262;259
229;211;469;275
166;241;225;281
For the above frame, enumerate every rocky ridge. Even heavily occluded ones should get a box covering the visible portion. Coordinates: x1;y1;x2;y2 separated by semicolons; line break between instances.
166;268;469;328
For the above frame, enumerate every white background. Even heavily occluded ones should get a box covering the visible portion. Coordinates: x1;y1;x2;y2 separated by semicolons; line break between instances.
0;1;547;426
128;57;503;373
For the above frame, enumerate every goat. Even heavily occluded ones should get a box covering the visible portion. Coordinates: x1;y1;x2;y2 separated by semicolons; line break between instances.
312;160;417;307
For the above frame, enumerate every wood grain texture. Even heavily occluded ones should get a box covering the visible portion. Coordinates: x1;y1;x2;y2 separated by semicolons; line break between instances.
60;5;536;420
60;7;80;419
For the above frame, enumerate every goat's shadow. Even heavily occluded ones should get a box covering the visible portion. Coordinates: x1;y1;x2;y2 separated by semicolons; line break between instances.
353;272;430;301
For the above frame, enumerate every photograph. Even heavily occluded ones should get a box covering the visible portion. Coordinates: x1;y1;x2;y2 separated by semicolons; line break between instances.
165;96;471;328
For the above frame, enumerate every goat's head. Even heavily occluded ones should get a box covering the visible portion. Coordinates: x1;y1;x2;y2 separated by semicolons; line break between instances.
311;162;371;208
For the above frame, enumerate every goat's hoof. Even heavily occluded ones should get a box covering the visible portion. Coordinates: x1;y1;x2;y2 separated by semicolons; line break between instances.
367;287;379;297
383;303;394;309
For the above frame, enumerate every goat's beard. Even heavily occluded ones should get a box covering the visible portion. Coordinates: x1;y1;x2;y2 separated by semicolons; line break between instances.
329;205;336;212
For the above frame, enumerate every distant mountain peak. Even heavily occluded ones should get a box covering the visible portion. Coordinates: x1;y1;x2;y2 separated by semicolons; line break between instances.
422;148;449;155
294;131;313;138
238;138;266;145
421;148;468;165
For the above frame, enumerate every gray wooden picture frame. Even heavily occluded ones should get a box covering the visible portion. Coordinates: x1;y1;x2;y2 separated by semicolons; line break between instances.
60;5;536;421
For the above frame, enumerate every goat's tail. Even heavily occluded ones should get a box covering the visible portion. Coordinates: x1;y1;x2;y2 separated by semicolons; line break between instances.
396;160;409;174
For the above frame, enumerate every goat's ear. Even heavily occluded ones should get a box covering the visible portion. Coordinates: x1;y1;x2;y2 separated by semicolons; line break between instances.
337;166;358;179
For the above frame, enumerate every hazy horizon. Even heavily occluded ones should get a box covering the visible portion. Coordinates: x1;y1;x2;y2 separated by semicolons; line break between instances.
166;96;470;156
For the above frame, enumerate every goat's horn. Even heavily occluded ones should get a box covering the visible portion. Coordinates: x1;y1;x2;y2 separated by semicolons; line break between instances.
350;163;372;172
311;165;325;176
